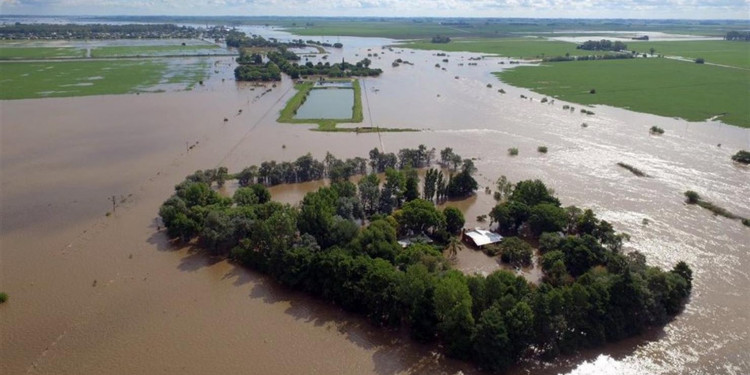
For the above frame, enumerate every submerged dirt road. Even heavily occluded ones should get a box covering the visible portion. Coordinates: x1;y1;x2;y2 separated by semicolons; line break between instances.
1;44;749;375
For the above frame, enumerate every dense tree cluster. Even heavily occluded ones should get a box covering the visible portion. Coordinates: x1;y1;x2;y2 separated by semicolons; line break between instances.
229;30;380;81
159;153;692;373
0;23;210;40
544;53;634;62
577;39;628;51
304;39;343;48
226;31;305;49
725;31;750;41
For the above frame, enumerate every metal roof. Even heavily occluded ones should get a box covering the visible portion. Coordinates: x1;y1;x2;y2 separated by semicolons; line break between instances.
465;229;503;247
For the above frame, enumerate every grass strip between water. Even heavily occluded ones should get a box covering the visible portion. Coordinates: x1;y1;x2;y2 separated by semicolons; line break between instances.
617;162;648;177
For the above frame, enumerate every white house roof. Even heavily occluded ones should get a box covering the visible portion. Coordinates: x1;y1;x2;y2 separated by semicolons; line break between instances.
465;229;503;247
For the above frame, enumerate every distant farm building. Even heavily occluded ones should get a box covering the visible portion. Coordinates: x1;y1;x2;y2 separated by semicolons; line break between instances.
463;228;503;248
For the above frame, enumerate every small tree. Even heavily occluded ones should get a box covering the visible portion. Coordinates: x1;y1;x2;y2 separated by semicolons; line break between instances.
684;190;700;204
444;207;465;234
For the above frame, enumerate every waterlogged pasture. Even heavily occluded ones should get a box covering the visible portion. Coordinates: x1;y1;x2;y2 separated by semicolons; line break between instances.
402;37;590;59
90;43;222;58
497;58;749;127
0;58;210;99
0;46;86;60
629;40;750;69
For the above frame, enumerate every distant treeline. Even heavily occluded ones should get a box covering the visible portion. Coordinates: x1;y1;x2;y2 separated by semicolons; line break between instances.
577;39;628;51
0;23;227;40
725;31;750;41
158;147;693;373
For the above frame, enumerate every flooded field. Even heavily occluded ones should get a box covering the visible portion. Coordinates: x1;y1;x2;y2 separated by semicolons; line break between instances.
1;30;749;375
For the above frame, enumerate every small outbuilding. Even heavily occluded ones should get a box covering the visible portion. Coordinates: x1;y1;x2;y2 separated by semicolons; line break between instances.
463;228;503;248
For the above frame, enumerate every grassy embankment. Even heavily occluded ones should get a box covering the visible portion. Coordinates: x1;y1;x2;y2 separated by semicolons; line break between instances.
278;80;417;132
0;59;209;99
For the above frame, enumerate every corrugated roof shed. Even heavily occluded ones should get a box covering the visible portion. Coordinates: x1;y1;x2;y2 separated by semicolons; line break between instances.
464;229;503;247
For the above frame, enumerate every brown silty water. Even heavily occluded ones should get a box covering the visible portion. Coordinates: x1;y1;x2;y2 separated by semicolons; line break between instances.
1;36;749;375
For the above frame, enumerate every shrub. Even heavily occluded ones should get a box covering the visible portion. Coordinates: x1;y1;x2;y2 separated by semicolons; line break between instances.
0;292;7;304
684;190;700;204
731;150;750;164
508;147;519;156
483;243;502;256
537;146;548;153
499;237;533;266
650;126;665;135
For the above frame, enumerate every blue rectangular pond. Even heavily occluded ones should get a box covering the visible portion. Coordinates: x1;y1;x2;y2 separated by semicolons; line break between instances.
294;88;354;120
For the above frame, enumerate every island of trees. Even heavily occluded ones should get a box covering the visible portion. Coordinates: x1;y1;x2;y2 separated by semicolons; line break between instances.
577;39;628;51
229;30;381;81
159;146;693;373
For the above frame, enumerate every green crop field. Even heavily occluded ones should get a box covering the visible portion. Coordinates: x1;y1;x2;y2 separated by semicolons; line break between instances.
90;44;221;58
629;40;750;69
400;38;591;59
0;46;86;60
279;18;745;39
498;58;749;128
285;22;460;39
0;59;209;99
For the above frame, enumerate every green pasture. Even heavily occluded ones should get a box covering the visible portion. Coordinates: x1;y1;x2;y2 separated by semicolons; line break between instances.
629;40;750;69
0;59;209;99
0;46;86;60
90;44;221;58
497;58;749;128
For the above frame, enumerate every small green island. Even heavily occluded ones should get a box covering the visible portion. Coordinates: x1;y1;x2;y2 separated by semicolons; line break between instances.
159;145;693;372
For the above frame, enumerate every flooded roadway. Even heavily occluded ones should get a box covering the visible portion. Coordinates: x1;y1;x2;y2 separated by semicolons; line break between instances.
1;33;749;375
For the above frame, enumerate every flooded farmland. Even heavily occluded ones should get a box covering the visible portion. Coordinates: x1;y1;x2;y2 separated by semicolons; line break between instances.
1;30;749;375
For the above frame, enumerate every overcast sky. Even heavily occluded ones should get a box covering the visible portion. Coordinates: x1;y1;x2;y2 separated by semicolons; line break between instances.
1;0;749;19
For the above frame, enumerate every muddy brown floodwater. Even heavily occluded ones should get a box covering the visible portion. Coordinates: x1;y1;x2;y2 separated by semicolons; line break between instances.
2;33;749;375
